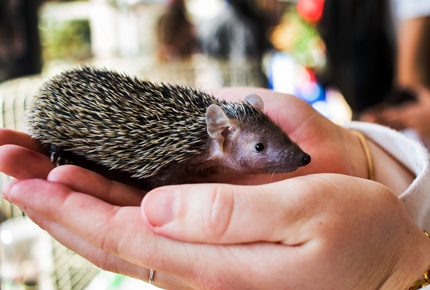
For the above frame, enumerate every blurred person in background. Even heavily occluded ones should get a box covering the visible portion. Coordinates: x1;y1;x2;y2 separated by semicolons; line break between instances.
156;0;196;62
0;0;43;82
318;0;430;148
197;0;271;61
317;0;396;115
361;0;430;148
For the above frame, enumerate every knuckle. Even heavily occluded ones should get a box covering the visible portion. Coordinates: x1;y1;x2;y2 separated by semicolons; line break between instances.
92;251;120;274
202;185;235;242
94;207;121;255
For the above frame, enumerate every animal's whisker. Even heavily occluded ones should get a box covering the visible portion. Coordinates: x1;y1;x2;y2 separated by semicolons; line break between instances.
295;113;319;145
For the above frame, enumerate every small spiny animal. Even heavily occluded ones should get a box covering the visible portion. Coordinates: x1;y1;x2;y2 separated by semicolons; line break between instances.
24;66;311;190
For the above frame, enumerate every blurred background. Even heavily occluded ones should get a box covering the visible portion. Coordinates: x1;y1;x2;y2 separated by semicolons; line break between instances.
0;0;429;289
0;0;351;124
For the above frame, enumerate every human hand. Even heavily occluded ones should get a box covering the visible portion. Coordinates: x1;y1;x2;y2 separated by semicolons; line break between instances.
361;87;430;148
2;165;430;290
0;89;424;289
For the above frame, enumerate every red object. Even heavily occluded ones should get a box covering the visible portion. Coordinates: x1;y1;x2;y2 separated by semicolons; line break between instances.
297;0;324;23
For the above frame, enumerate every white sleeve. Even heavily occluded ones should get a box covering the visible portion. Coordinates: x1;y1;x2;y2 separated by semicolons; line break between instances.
343;122;430;231
392;0;430;20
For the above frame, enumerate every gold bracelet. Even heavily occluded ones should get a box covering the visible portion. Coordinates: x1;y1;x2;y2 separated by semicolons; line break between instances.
408;231;430;290
409;268;430;290
350;130;375;181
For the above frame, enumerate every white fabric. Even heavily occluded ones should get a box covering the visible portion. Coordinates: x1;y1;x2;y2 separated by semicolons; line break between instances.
343;121;430;231
392;0;430;20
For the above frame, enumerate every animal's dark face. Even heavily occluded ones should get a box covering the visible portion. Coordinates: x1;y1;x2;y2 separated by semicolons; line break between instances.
222;121;310;174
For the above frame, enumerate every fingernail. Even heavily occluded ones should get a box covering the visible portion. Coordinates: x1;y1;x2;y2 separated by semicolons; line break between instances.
142;188;177;228
2;179;19;201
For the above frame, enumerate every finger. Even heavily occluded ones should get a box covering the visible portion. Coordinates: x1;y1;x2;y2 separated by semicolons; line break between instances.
47;165;144;206
141;174;385;245
0;128;45;152
3;179;209;289
141;176;326;244
2;179;150;259
22;208;148;280
376;107;417;130
20;208;192;289
2;179;312;290
2;179;189;275
0;144;54;179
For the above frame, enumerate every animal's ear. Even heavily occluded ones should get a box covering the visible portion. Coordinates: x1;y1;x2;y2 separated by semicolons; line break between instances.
244;94;264;111
205;104;231;144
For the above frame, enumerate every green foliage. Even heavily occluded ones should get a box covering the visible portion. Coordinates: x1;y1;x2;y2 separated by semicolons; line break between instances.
39;17;92;65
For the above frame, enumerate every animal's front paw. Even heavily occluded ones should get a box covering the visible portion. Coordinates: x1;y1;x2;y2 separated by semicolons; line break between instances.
49;145;73;167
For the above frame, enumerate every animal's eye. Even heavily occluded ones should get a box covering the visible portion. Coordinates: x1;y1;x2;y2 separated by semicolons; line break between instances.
255;143;265;152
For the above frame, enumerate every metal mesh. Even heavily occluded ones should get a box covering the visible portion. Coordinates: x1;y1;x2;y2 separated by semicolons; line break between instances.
0;75;44;222
0;75;99;290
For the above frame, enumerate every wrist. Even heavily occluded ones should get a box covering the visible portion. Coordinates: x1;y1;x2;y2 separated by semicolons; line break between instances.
346;128;415;196
381;231;430;290
408;267;430;290
343;128;372;180
350;130;375;180
367;136;415;196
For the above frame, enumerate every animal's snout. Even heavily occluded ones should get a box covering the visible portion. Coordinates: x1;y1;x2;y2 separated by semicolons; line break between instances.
300;153;311;166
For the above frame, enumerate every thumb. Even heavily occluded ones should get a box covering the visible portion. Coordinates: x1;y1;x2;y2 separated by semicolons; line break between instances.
140;177;322;244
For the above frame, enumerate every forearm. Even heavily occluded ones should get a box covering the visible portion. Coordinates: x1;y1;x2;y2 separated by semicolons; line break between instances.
339;121;430;289
344;122;427;191
343;121;430;233
341;125;415;196
397;16;430;89
381;229;430;290
368;136;415;196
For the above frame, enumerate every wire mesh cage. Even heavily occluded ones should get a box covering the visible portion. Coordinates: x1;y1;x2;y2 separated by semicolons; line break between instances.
0;75;44;222
0;57;266;290
0;75;99;290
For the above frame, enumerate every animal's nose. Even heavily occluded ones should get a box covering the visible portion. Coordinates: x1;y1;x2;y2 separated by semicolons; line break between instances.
300;153;311;166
